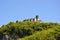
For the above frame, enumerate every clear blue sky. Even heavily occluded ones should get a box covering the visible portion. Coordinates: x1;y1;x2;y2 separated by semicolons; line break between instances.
0;0;60;27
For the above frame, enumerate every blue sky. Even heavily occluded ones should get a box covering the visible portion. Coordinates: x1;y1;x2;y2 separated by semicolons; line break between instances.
0;0;60;27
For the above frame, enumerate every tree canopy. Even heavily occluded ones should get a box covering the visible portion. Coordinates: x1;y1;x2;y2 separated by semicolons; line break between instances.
0;21;60;40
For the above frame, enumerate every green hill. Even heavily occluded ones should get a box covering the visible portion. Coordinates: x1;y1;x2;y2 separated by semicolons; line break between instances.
0;21;60;40
17;26;60;40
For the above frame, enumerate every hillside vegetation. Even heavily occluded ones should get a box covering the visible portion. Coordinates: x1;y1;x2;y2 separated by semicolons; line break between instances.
18;26;60;40
0;21;60;40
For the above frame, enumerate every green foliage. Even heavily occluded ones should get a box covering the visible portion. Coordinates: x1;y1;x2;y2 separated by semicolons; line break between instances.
17;26;60;40
0;21;60;40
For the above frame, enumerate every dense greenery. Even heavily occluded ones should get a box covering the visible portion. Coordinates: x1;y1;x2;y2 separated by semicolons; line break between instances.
0;21;60;40
17;26;60;40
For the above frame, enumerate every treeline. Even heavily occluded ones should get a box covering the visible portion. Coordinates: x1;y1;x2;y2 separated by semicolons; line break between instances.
0;21;60;40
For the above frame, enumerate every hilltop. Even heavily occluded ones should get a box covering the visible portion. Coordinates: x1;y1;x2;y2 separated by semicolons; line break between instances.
0;21;60;40
0;16;60;40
